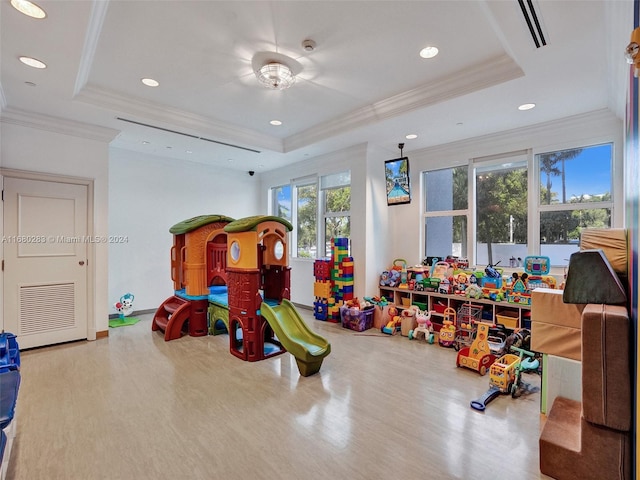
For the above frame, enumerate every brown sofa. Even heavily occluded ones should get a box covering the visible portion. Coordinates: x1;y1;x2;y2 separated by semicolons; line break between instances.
539;302;632;480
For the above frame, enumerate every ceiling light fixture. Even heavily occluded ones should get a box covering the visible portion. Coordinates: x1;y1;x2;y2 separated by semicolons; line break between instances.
141;78;159;87
405;134;418;139
11;0;46;18
518;103;536;110
19;56;46;69
419;46;439;59
270;120;282;126
256;62;295;90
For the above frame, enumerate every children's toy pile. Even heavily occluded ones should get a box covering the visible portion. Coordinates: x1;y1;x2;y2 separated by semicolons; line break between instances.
340;298;375;332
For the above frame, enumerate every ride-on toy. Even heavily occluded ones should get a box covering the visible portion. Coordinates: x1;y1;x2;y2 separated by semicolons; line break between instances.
408;310;435;343
456;322;496;375
470;346;539;411
438;307;457;347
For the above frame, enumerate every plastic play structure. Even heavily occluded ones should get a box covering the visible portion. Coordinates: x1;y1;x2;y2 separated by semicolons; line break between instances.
261;299;331;376
152;214;331;376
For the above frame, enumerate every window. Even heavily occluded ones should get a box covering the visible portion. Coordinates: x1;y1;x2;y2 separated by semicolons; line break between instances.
320;171;351;258
422;144;615;268
423;166;468;261
295;182;317;258
475;156;528;267
538;143;613;264
271;184;291;221
270;171;350;259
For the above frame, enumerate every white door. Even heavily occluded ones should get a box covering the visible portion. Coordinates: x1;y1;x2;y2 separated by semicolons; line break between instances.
3;177;88;349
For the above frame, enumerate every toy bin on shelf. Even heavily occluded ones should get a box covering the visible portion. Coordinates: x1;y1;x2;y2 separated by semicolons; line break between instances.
413;301;427;311
433;301;447;314
340;306;375;332
495;310;519;329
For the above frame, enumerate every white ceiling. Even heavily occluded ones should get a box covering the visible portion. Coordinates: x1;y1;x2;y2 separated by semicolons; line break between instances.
0;0;633;173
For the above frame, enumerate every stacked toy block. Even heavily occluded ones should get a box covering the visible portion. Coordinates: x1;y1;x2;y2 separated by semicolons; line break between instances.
313;259;331;320
313;238;355;322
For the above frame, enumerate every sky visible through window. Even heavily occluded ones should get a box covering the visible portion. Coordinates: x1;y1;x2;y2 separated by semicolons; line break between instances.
543;144;611;200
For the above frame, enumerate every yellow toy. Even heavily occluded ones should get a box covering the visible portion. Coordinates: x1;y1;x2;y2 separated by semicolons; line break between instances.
438;307;457;347
456;322;496;375
470;346;539;411
381;305;401;335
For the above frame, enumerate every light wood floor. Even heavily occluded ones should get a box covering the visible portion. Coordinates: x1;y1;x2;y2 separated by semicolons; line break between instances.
7;309;553;480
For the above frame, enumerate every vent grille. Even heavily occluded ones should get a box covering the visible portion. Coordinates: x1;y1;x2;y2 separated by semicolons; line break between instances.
19;283;75;335
517;0;547;48
116;117;261;153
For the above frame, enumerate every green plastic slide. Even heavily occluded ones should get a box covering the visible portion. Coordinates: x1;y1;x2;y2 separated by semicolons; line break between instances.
260;299;331;377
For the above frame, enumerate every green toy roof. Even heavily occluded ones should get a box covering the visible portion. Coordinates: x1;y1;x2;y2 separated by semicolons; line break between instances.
169;214;235;234
224;215;293;233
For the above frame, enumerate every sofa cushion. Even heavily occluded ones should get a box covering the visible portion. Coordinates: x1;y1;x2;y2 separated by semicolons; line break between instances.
581;304;631;431
531;288;584;361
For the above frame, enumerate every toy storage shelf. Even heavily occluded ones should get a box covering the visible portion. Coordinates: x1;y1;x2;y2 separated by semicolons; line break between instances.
378;286;530;330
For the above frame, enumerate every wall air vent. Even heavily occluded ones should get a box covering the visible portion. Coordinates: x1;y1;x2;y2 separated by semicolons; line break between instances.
116;117;261;153
517;0;547;48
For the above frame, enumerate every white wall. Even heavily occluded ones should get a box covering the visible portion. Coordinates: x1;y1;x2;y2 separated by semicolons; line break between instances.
108;148;261;312
0;113;115;336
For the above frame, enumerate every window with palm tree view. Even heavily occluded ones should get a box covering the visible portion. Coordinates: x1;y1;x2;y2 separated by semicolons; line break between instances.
423;143;612;267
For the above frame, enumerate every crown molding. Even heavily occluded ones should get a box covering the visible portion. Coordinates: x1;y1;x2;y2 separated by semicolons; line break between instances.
0;108;119;143
284;54;524;152
73;0;111;96
74;84;284;152
411;108;619;159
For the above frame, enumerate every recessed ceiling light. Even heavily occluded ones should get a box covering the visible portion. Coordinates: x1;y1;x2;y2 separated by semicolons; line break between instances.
518;103;536;111
270;120;282;126
141;78;159;87
19;56;46;69
405;134;418;139
11;0;46;18
419;46;439;59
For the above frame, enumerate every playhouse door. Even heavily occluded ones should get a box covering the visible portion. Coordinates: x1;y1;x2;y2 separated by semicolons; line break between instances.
3;177;88;349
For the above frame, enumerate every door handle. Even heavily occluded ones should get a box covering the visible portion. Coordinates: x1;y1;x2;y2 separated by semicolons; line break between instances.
79;260;85;266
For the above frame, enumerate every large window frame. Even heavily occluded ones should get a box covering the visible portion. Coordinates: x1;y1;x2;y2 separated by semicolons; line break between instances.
270;171;351;260
422;143;616;269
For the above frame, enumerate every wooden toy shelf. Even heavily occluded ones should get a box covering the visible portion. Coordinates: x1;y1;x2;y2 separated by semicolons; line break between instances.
378;286;531;330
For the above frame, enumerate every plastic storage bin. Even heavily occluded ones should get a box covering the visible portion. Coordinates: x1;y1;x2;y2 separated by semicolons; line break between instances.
496;310;519;329
341;306;375;332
